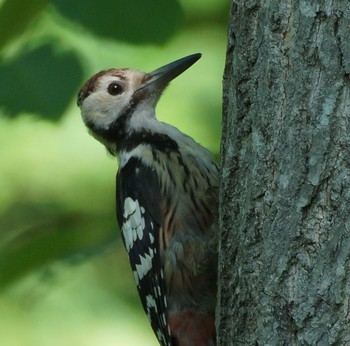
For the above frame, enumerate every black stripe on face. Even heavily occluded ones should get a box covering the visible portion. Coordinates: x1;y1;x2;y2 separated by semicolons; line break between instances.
85;109;130;144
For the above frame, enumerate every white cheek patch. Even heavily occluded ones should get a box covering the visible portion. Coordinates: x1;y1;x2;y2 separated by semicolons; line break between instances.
81;97;117;128
80;87;133;130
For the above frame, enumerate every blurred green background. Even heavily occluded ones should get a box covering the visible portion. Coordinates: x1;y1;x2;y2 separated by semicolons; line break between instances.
0;0;227;344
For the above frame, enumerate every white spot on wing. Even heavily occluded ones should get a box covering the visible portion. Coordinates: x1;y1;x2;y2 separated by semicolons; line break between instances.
122;219;133;251
141;217;145;230
146;293;169;344
149;232;154;244
123;197;137;218
121;197;146;251
156;329;166;344
137;225;143;239
129;207;142;228
133;270;139;285
146;294;157;314
135;247;154;281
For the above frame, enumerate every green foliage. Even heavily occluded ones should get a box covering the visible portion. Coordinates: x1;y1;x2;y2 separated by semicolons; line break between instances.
52;0;183;44
0;0;227;344
0;0;46;49
0;44;83;119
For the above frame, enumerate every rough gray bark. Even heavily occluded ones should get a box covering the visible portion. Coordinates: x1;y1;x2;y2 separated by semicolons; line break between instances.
218;1;350;345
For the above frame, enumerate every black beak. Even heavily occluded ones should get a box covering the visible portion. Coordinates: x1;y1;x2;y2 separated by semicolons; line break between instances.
138;53;202;95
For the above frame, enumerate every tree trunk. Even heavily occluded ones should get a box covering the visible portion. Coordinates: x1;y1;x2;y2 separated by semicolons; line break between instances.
218;1;350;345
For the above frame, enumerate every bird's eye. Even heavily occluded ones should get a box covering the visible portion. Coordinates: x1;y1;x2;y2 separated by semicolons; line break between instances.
107;82;124;96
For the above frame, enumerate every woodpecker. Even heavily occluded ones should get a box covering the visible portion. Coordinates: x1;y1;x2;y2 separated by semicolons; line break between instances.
77;53;219;346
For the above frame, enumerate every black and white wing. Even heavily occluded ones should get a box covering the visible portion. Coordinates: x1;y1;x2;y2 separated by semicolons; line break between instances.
116;156;174;346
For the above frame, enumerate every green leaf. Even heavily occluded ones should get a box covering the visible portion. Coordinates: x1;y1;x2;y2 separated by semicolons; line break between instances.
0;44;83;120
0;0;47;50
52;0;184;44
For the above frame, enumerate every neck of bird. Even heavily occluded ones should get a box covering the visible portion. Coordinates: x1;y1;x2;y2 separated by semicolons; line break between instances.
88;107;178;157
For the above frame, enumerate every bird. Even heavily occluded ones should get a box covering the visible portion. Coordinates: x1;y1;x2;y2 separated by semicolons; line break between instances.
77;53;219;346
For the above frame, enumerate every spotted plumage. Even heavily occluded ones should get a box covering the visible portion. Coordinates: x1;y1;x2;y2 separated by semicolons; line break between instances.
78;54;218;346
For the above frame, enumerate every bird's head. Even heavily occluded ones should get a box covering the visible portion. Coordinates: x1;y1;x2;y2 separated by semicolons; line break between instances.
77;53;201;139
